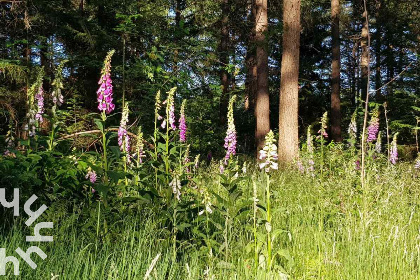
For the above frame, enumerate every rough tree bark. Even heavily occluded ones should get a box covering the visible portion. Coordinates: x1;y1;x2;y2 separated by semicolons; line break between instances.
219;0;230;125
245;0;257;113
374;0;382;97
278;0;301;163
360;9;369;101
331;0;342;142
255;0;270;151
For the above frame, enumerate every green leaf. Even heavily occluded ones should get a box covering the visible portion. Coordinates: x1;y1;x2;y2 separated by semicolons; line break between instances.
94;118;103;131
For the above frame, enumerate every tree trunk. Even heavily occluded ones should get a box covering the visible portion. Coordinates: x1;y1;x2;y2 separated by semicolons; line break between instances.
360;10;369;101
331;0;341;142
245;0;257;112
374;0;382;97
219;0;230;125
278;0;301;163
254;0;270;151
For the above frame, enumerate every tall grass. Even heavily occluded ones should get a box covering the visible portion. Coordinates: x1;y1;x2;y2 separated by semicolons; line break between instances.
1;162;419;279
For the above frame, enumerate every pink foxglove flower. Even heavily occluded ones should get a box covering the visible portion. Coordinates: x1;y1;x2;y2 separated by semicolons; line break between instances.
118;103;131;162
86;170;97;183
224;95;237;163
390;133;398;165
35;85;44;123
258;130;278;173
179;100;187;142
367;108;380;142
97;50;115;114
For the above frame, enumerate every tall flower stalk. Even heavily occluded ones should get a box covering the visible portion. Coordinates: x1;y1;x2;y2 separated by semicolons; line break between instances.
258;130;278;272
375;131;382;154
415;154;420;171
164;87;177;184
97;50;116;115
224;95;237;164
179;100;187;143
367;107;380;143
26;68;44;141
319;111;328;173
96;50;115;175
390;133;399;165
118;103;130;185
348;109;358;150
307;126;314;155
48;60;67;151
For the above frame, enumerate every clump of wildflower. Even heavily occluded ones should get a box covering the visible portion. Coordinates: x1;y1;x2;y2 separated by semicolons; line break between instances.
5;120;14;148
348;109;358;146
170;175;181;201
194;154;200;171
136;126;145;164
97;50;115;114
367;107;380;142
155;90;162;119
184;145;191;173
219;160;225;174
259;130;278;173
306;126;314;154
26;68;44;137
375;131;382;153
51;60;67;108
118;103;130;162
307;159;315;176
297;160;305;174
199;188;213;216
86;169;97;183
355;160;361;170
318;111;328;138
224;95;237;163
414;154;420;170
390;133;398;165
35;85;44;123
242;162;247;174
165;87;177;130
179;100;187;142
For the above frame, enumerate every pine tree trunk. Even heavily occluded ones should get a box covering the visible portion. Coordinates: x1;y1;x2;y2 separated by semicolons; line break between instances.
331;0;342;142
255;0;270;151
360;10;369;101
278;0;301;163
374;0;382;97
219;0;230;125
245;0;257;112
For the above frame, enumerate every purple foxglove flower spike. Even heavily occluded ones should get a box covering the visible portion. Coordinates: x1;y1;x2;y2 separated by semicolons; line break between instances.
367;108;380;142
86;170;97;183
97;50;115;114
35;85;44;123
224;95;237;163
